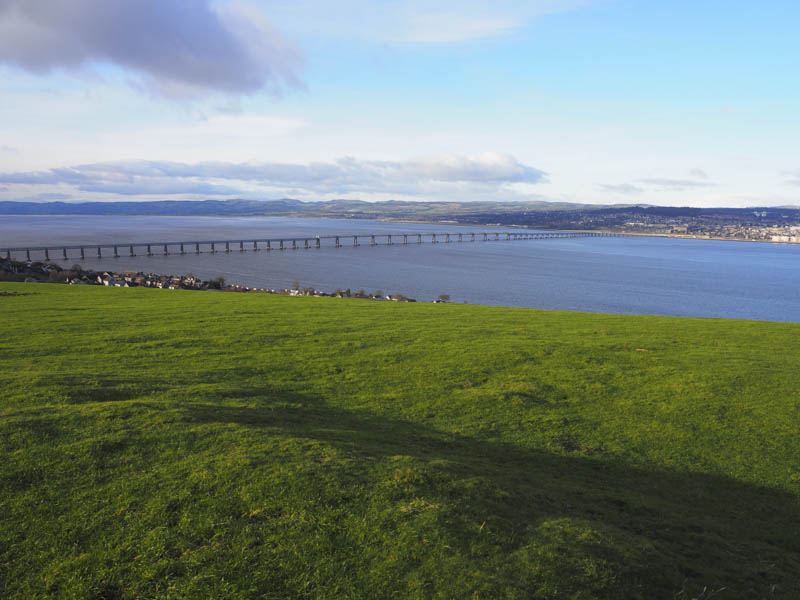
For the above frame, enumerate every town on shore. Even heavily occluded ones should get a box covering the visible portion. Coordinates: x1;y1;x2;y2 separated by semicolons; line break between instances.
0;258;449;303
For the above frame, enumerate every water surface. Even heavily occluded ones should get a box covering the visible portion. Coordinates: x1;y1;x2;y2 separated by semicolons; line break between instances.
2;215;799;322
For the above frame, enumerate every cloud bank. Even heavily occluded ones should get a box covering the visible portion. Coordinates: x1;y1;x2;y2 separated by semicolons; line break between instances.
0;153;547;200
0;0;303;97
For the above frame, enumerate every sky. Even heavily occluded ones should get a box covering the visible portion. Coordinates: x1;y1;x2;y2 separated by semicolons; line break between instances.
0;0;799;207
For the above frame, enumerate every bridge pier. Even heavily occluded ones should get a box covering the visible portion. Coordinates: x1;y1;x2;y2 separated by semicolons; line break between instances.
432;233;437;243
27;249;31;261
97;247;102;258
211;243;215;253
403;234;408;245
180;243;184;254
267;240;271;251
164;244;169;255
445;233;450;243
352;236;357;247
253;241;258;251
370;235;376;246
417;234;422;244
387;235;392;245
483;233;488;241
225;242;230;253
304;239;309;249
44;248;49;260
458;233;463;242
240;241;244;252
130;245;135;257
292;239;297;250
62;247;68;260
335;237;340;248
113;246;119;258
280;240;285;250
195;243;200;254
147;244;152;256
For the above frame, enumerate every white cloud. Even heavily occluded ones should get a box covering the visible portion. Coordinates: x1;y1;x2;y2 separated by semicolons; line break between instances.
637;178;716;191
783;169;800;187
261;0;590;44
401;12;519;43
598;183;643;195
0;153;547;201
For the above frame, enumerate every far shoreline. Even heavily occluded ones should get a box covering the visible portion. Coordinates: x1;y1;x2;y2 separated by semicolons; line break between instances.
2;213;799;246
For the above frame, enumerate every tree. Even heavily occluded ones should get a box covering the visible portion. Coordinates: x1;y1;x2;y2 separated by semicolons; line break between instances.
438;294;450;302
292;280;300;290
374;289;384;298
209;276;226;290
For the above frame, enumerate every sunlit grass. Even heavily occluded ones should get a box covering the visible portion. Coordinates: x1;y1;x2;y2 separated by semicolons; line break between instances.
1;282;799;598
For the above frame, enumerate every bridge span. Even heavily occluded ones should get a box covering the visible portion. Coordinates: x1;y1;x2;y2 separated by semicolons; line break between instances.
2;230;625;262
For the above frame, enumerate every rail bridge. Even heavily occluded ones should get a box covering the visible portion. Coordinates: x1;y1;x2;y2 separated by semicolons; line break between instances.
2;230;625;262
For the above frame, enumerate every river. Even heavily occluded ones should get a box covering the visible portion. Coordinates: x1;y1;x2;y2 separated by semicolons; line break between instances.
2;215;800;322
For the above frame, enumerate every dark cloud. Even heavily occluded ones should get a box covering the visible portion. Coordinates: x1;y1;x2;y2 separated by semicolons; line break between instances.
0;0;303;97
0;154;547;198
598;183;643;195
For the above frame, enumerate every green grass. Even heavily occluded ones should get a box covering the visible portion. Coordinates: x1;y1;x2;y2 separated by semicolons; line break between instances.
1;282;799;599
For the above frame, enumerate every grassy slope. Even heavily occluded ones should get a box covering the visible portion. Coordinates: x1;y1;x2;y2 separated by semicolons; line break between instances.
1;283;799;599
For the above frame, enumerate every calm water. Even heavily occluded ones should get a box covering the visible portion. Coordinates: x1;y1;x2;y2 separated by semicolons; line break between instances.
2;215;800;322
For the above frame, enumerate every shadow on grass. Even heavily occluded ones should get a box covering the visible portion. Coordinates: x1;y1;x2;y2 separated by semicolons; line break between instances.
176;394;800;598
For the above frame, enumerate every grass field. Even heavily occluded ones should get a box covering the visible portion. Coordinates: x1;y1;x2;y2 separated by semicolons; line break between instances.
1;282;799;599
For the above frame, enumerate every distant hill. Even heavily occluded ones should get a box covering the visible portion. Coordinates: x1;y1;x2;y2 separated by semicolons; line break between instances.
0;199;308;216
1;198;796;219
0;198;614;218
2;200;798;233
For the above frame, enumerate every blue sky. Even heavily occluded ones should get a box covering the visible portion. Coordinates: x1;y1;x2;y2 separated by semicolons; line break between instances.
1;0;799;206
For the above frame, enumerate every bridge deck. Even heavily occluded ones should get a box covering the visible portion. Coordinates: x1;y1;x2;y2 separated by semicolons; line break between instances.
1;231;625;256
